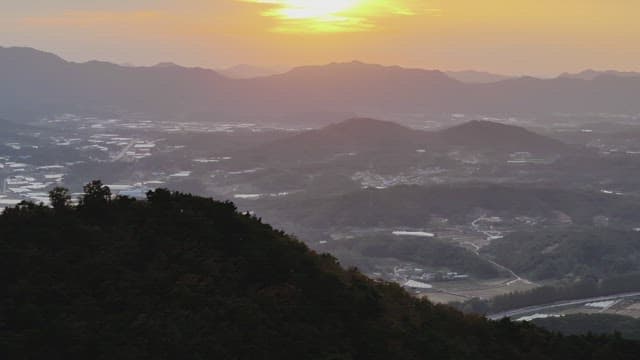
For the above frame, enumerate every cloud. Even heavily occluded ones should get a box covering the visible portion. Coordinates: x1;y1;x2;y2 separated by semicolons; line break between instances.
17;9;255;38
20;10;170;30
241;0;440;33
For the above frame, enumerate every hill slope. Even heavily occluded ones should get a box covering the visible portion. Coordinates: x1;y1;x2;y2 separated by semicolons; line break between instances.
256;184;640;229
533;314;640;340
482;228;640;280
2;190;639;359
251;118;429;161
245;118;567;165
0;46;232;121
436;120;569;154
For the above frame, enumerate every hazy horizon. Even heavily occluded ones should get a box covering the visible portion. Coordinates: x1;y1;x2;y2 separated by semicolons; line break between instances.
3;44;638;80
3;0;640;77
5;2;640;356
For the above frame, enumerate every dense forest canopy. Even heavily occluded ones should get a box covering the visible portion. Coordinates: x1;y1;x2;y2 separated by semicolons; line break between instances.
483;229;640;280
455;273;640;315
2;182;640;359
532;314;640;340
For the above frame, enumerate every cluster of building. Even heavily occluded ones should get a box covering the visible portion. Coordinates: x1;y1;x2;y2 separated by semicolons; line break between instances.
0;165;66;206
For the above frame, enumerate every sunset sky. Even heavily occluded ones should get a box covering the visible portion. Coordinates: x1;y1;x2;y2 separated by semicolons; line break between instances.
2;0;640;76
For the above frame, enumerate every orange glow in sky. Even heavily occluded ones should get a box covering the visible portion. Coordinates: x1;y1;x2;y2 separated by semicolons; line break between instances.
243;0;427;33
3;1;640;76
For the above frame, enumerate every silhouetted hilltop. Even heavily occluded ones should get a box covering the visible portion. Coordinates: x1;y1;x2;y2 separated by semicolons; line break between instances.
1;189;639;359
238;62;462;117
245;119;570;163
437;120;569;153
0;46;230;121
251;118;429;160
0;46;67;67
304;117;425;147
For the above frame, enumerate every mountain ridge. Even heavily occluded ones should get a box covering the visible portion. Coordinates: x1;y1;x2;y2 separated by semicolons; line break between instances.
4;46;640;123
218;64;289;79
445;70;514;83
559;69;640;80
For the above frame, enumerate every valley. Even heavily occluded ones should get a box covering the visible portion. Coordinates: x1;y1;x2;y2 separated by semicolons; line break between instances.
4;49;640;329
5;2;640;355
5;111;640;322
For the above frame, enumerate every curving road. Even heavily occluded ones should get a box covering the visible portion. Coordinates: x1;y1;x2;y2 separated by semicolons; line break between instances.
488;291;640;320
467;216;537;287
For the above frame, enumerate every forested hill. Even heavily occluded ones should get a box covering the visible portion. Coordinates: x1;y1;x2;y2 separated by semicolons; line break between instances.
2;185;639;359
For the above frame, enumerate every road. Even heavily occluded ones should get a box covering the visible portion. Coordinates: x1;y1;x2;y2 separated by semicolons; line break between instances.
488;291;640;320
467;216;537;286
111;140;136;162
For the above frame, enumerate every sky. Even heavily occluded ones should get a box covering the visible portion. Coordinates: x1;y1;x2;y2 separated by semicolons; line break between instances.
2;0;640;76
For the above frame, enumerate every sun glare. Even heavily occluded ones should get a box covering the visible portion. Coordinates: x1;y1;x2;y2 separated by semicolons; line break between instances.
244;0;419;33
266;0;362;20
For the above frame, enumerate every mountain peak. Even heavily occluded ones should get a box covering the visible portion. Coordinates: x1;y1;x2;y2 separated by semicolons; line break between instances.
438;120;567;153
255;118;425;160
0;46;67;65
325;117;411;132
317;118;426;145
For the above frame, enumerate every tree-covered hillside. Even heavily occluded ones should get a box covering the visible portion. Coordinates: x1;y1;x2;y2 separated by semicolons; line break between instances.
532;314;640;340
1;184;639;359
257;184;640;229
324;234;503;279
483;228;640;280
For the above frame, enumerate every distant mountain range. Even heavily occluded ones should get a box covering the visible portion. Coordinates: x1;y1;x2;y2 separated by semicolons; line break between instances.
444;70;513;83
219;66;513;83
217;64;290;79
3;46;640;124
217;65;511;83
559;70;640;80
